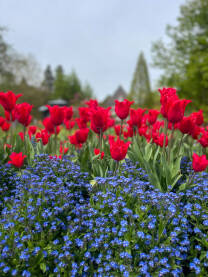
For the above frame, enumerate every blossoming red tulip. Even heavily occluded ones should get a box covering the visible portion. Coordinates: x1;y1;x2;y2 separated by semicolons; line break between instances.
15;103;33;127
79;107;91;123
115;99;134;120
198;131;208;148
191;110;204;126
64;106;73;121
0;91;22;112
36;129;50;145
159;87;178;118
91;107;111;134
167;99;191;124
192;153;208;172
75;128;89;144
109;137;131;161
43;117;55;134
1;121;11;132
148;110;160;125
28;125;37;135
69;134;82;148
85;99;98;109
94;148;104;159
129;108;146;128
8;152;26;168
47;105;65;126
178;116;195;135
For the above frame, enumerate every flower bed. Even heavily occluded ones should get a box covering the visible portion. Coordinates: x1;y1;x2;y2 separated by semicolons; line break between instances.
0;88;208;276
0;156;208;276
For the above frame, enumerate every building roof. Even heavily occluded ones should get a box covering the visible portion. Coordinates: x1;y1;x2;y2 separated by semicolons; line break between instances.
48;99;68;105
103;85;127;107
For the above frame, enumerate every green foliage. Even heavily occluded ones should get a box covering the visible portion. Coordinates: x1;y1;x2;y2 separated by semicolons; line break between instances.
152;0;208;113
53;67;94;104
129;52;151;106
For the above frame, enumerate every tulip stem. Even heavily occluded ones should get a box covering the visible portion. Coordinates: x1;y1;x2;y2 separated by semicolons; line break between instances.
168;125;175;163
55;131;58;155
187;172;196;187
99;130;103;150
119;120;123;138
163;119;168;158
23;126;27;154
177;134;185;157
114;161;119;176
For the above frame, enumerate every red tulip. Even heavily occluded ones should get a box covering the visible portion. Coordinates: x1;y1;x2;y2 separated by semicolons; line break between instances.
94;148;104;159
43;117;55;134
91;107;111;134
36;129;50;145
18;132;24;141
1;121;11;132
192;153;208;172
114;125;122;136
28;125;37;135
8;152;26;168
47;105;65;126
109;137;131;161
129;108;146;128
59;144;69;155
179;116;195;135
4;143;12;150
115;99;134;120
64;119;75;130
0;91;22;112
79;107;91;123
167;99;191;124
198;131;208;148
191;110;204;126
75;128;89;144
85;99;98;109
75;118;87;129
69;134;82;148
64;106;73;121
15;103;33;127
148;110;160;125
5;110;16;122
123;126;134;139
158;87;178;118
153;133;168;147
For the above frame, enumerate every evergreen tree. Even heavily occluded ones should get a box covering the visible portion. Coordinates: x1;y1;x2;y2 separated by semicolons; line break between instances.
152;0;208;112
82;82;94;99
42;65;54;93
129;52;151;105
53;65;66;99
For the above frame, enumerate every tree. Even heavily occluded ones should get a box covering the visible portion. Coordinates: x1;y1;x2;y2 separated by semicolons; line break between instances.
42;65;54;92
53;67;94;104
0;26;16;84
152;0;208;111
82;82;94;99
129;52;151;105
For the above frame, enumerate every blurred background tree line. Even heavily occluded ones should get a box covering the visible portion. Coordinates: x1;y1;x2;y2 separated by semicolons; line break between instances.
0;0;208;118
0;26;94;118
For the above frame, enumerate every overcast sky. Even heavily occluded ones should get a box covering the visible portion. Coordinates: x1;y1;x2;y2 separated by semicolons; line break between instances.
0;0;185;100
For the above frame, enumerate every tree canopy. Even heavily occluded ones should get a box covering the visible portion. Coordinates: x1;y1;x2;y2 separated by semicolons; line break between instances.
152;0;208;112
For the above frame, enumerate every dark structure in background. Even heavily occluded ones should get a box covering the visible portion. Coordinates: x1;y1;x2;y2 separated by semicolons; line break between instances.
38;98;67;118
103;85;127;107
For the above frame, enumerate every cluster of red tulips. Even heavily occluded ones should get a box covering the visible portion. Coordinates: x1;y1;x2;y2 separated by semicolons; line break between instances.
0;88;208;175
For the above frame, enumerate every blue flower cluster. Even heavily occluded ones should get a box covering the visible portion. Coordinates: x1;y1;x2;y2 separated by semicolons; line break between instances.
0;154;208;276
